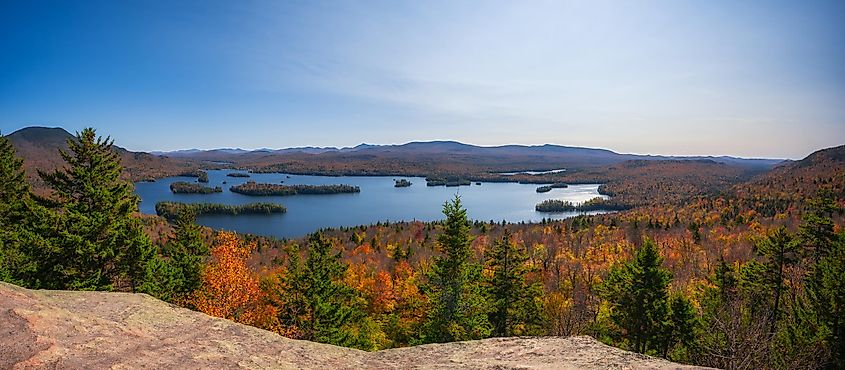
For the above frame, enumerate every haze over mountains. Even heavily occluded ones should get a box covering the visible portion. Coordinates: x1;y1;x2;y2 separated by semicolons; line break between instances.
150;138;784;168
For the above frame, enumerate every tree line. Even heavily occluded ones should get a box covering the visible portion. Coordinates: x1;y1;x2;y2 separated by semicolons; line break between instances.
155;201;286;220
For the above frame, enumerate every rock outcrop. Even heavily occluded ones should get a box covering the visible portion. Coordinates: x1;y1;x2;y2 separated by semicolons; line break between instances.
0;282;709;369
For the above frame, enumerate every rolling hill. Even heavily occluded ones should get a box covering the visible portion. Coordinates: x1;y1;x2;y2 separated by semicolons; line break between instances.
6;127;199;188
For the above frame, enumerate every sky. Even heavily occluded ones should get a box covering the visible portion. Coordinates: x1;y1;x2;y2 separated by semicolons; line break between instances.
1;1;843;159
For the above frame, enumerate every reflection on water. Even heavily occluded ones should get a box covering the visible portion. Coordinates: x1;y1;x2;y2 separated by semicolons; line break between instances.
499;168;567;176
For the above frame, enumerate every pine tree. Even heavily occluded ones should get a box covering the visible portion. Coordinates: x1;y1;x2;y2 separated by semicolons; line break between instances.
168;209;208;293
485;228;542;337
600;238;671;354
801;191;845;367
272;232;365;348
139;209;208;302
423;195;491;343
799;188;837;261
754;227;799;335
805;232;845;368
0;132;37;285
662;294;696;360
38;128;153;291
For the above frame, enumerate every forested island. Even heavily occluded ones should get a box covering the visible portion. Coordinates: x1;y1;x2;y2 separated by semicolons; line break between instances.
169;181;222;194
229;181;360;196
535;197;628;212
426;176;471;187
536;183;568;193
155;201;286;219
179;170;209;183
226;172;251;178
394;179;412;187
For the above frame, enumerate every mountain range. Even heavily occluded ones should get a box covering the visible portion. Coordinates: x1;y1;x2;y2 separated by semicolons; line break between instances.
150;140;785;168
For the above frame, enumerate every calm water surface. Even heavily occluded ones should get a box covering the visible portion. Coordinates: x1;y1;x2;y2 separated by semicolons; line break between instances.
135;170;607;239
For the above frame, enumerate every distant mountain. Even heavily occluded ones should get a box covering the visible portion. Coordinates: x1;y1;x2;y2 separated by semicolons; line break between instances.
6;126;197;187
153;140;784;169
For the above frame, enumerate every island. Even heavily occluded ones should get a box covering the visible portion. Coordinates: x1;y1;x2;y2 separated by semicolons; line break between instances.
179;170;209;183
155;201;286;220
169;181;222;194
425;176;471;187
229;181;360;196
536;182;569;193
535;197;628;212
394;179;412;187
226;172;251;178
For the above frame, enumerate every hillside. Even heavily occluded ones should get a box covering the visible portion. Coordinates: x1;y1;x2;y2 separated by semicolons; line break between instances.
6;127;199;187
0;282;707;370
728;144;845;215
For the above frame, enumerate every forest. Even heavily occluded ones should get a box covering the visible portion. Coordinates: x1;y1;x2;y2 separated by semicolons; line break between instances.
1;128;845;369
230;181;361;196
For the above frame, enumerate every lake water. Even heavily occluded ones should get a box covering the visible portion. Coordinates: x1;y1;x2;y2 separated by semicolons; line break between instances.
135;170;607;239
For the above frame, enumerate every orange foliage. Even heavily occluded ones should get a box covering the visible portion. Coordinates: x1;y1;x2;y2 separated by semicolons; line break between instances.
190;232;275;328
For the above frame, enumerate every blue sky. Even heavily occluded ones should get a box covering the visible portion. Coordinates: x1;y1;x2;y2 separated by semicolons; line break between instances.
1;0;843;159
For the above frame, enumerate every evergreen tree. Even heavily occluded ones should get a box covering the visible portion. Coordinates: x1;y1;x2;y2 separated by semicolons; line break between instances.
38;128;153;291
168;209;208;293
422;195;491;343
801;191;845;368
799;188;838;261
693;259;773;369
139;209;208;302
485;228;542;337
0;132;37;285
754;227;799;335
662;294;696;360
805;232;845;368
271;232;365;348
600;239;671;354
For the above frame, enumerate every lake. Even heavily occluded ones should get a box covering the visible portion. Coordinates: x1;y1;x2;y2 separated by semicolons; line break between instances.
135;170;607;239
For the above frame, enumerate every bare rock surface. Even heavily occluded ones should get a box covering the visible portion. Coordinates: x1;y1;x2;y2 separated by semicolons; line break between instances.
0;282;711;369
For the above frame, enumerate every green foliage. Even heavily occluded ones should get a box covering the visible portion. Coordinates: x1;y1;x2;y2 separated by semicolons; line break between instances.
692;259;774;369
269;232;367;348
800;188;838;261
802;191;845;368
754;227;800;334
662;294;696;361
36;128;154;291
805;232;845;368
0;132;39;285
599;239;672;355
139;209;208;302
485;229;542;336
422;195;491;343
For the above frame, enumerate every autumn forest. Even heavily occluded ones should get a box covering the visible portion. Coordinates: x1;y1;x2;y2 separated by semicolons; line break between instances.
1;128;844;369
